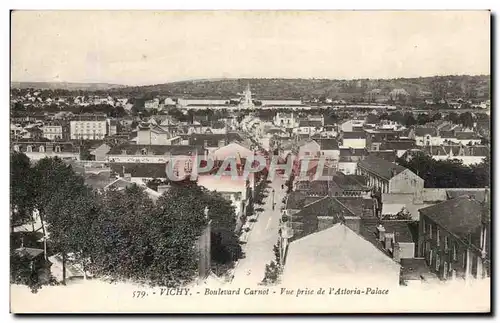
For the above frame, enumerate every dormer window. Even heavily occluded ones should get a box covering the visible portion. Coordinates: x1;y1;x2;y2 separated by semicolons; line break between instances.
26;145;32;153
55;146;61;153
39;145;45;153
141;148;148;155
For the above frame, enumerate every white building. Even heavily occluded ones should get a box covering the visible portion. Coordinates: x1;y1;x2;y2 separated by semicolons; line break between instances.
341;119;365;132
70;115;108;140
42;124;63;140
274;112;298;128
282;223;401;287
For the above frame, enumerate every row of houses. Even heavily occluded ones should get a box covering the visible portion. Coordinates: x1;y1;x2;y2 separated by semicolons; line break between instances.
279;159;490;286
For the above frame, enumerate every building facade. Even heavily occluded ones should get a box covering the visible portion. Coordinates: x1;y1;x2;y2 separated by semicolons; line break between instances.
70;114;108;140
417;196;490;281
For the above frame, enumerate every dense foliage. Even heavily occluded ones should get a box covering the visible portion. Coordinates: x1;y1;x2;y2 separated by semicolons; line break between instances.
397;153;490;188
10;154;243;291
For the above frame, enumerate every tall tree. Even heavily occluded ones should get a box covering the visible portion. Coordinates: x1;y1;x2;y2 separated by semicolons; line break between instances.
32;157;80;259
10;152;36;231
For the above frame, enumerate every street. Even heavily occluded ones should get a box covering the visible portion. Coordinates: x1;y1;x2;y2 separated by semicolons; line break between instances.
232;176;287;286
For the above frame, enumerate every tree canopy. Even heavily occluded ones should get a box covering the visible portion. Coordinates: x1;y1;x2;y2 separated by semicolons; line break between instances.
11;154;244;291
397;153;489;188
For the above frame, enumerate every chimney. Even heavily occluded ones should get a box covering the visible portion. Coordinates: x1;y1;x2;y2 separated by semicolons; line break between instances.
377;224;386;242
157;183;171;195
344;216;361;234
385;233;395;251
393;242;401;262
123;173;132;181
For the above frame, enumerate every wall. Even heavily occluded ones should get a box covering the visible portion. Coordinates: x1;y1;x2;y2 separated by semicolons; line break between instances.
298;142;320;159
317;216;334;232
389;169;424;194
43;126;63;140
338;162;357;175
25;152;80;161
342;138;366;149
399;242;415;259
70;120;107;140
415;135;443;146
320;149;340;160
418;215;488;281
344;216;361;234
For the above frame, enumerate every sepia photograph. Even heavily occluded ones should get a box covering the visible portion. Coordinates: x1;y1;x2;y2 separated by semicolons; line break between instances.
9;10;491;313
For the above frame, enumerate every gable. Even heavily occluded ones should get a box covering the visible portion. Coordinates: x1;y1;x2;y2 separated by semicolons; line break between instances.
391;169;423;183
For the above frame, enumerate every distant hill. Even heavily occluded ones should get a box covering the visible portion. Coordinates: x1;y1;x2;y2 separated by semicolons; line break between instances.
11;82;127;91
111;75;490;100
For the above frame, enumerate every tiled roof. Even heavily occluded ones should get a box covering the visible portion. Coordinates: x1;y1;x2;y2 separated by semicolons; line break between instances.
357;155;406;180
286;191;323;210
336;197;376;219
318;138;340;150
295;180;329;196
110;163;167;179
283;224;400;285
339;148;367;157
380;140;416;151
299;120;322;127
188;133;241;147
108;144;203;156
330;173;368;191
415;127;438;137
342;131;366;139
419;195;487;240
368;150;397;163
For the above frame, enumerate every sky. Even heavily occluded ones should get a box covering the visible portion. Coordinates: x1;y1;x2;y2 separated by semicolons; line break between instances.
11;11;491;86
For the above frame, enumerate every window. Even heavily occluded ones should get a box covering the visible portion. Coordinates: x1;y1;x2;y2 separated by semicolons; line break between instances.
305;152;310;156
436;229;440;246
55;146;61;153
422;220;426;233
453;243;457;261
26;145;32;153
39;146;45;153
428;224;432;239
444;236;449;251
141;148;148;155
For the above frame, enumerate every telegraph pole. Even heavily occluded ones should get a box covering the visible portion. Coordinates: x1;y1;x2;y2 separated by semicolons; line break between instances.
272;189;275;210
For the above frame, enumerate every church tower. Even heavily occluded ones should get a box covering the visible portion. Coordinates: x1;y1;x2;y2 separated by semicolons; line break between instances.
241;83;255;110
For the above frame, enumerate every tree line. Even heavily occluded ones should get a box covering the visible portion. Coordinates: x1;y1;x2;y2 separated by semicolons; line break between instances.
10;152;242;292
397;153;490;188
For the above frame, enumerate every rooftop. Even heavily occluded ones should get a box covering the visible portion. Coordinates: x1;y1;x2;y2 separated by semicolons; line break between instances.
419;195;487;240
108;144;203;156
283;224;400;285
357;155;407;180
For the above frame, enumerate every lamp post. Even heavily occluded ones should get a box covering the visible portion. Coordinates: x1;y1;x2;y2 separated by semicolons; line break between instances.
272;189;275;210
